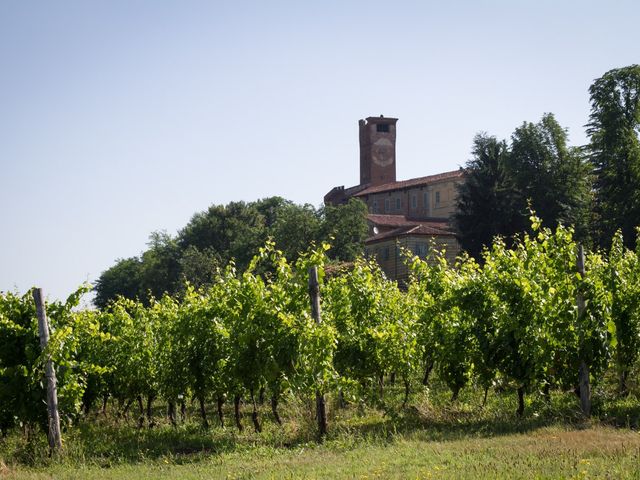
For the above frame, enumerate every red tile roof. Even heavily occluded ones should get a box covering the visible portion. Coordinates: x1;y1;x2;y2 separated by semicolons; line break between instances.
409;224;455;236
367;214;451;229
365;223;455;244
354;169;464;197
368;214;416;227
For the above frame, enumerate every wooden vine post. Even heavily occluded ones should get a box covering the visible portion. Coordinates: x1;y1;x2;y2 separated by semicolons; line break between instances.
576;244;591;417
33;288;63;451
308;266;327;438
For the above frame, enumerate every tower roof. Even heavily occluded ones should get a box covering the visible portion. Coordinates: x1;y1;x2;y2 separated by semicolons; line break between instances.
363;116;398;124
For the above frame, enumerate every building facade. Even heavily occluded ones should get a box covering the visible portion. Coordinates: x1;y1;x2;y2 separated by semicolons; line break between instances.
324;116;464;282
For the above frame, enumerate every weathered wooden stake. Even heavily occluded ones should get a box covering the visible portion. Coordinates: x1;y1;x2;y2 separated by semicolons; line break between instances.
308;266;327;438
576;244;591;417
234;395;243;432
33;288;63;452
217;396;225;428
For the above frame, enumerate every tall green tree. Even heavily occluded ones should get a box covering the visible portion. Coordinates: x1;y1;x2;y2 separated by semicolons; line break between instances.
271;203;322;261
587;65;640;249
94;257;143;309
95;196;370;309
509;113;592;240
139;231;182;301
177;201;267;272
454;134;517;259
320;197;369;262
456;116;592;259
253;196;291;228
177;245;221;291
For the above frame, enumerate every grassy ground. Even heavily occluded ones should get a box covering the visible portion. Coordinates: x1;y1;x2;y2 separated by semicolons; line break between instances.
3;426;640;479
2;382;640;479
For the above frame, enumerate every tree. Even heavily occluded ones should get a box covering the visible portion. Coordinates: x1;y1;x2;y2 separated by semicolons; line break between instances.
177;245;220;291
177;201;267;272
253;196;291;228
271;203;321;261
454;134;517;259
94;232;181;308
456;116;593;259
94;257;143;309
587;65;640;249
139;231;182;301
95;196;368;309
320;198;369;262
509;113;592;240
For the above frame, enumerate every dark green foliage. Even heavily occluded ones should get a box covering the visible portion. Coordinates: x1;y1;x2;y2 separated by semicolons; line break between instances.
455;115;592;259
253;196;291;228
177;245;220;292
587;65;640;249
177;201;267;272
320;198;369;262
93;257;142;310
454;134;517;259
509;114;592;240
139;231;182;301
270;203;322;261
94;197;368;308
94;233;182;308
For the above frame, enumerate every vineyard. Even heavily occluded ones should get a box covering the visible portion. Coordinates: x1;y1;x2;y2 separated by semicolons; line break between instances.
2;216;640;468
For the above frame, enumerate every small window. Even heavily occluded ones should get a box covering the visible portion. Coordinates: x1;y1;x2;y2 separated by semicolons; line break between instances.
414;243;428;257
411;195;417;210
383;247;390;260
435;191;441;205
372;200;378;213
376;124;390;133
424;191;429;211
384;198;390;212
396;198;401;210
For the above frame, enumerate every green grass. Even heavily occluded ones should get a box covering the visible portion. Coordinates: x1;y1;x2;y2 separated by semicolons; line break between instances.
3;426;640;479
2;381;640;479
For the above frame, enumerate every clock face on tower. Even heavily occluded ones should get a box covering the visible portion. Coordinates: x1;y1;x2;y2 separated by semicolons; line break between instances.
372;138;394;166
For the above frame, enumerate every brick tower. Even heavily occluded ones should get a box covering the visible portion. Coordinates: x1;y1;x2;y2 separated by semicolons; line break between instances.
359;115;398;187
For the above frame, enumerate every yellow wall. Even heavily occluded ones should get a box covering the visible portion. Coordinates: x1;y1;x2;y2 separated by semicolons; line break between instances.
365;235;460;283
364;178;462;218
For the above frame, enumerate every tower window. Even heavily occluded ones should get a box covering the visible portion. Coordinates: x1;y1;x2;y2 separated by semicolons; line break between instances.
376;124;390;133
435;191;441;205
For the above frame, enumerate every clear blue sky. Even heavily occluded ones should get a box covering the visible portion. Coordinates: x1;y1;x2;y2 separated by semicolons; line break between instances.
1;0;638;301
